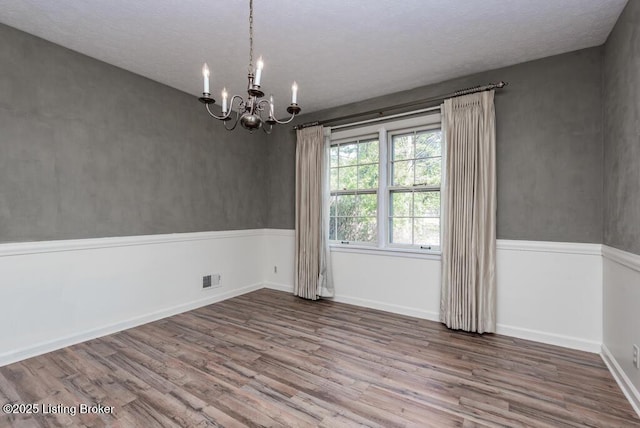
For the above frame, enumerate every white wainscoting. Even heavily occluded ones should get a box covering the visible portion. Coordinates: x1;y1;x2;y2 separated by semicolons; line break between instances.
0;229;607;365
262;231;603;353
329;247;442;320
0;229;266;367
496;240;602;352
602;245;640;416
262;229;296;293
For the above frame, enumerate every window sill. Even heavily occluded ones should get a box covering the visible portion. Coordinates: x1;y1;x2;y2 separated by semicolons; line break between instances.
329;244;441;260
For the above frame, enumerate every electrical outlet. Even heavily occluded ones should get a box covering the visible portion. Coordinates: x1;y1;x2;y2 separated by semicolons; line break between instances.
633;344;639;369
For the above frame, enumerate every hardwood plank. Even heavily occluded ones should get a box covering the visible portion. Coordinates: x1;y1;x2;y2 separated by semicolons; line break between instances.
0;288;638;427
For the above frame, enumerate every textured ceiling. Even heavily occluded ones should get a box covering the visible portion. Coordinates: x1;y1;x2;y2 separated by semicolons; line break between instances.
0;0;628;114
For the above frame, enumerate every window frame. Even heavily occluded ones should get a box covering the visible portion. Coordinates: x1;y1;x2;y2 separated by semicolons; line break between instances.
387;126;443;252
329;134;380;246
328;113;443;255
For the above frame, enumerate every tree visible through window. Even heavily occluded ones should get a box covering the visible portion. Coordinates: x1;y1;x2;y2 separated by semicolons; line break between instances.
329;138;379;243
389;129;442;249
328;114;442;251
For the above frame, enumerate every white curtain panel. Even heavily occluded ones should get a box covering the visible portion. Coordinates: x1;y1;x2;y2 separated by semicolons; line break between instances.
440;91;497;333
295;125;334;300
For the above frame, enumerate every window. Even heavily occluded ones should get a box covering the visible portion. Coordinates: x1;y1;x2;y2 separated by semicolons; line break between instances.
329;137;379;243
328;114;443;252
389;129;442;249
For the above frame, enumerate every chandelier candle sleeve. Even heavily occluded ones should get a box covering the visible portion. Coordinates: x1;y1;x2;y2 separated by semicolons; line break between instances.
202;63;210;94
269;95;274;117
255;57;264;86
222;88;228;114
292;82;298;104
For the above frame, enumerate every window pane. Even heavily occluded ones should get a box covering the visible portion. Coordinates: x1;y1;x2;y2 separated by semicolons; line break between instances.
415;218;440;247
392;160;414;186
329;216;336;240
330;168;338;191
415;131;441;158
390;217;412;244
338;166;358;190
415;158;441;186
329;195;336;217
339;143;358;166
330;146;339;167
336;217;377;243
414;191;440;217
358;194;377;217
358;139;379;164
392;134;414;160
337;217;356;241
358;163;378;189
336;194;356;217
390;192;412;217
355;217;377;242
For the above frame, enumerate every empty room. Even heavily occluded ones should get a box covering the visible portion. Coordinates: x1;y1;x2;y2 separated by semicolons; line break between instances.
1;0;639;426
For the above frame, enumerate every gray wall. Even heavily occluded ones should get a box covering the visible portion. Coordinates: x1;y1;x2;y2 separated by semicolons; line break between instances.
0;23;268;243
603;0;640;256
0;21;609;245
267;48;604;244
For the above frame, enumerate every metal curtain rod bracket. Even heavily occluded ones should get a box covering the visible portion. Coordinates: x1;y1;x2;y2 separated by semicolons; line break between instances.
293;81;508;130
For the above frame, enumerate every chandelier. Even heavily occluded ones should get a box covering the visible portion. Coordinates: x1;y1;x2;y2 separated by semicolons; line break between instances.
198;0;301;133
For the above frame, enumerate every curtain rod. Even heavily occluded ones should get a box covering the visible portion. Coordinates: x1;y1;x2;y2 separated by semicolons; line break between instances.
330;105;441;131
293;81;507;130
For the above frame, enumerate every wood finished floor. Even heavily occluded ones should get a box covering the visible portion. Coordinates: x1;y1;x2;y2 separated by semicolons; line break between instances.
0;289;638;428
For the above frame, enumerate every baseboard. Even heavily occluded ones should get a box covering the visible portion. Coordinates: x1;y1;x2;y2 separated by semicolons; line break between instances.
332;295;599;353
0;282;264;367
496;324;601;353
263;281;294;293
264;281;439;321
262;282;600;353
331;294;440;322
601;345;640;417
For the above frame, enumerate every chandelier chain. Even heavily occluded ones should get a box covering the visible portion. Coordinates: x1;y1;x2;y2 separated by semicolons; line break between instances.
248;0;254;73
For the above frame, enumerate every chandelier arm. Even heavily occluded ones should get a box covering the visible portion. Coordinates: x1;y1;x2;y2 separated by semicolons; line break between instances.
205;103;229;120
256;99;270;112
268;111;299;125
204;95;246;120
230;94;245;112
224;110;240;131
